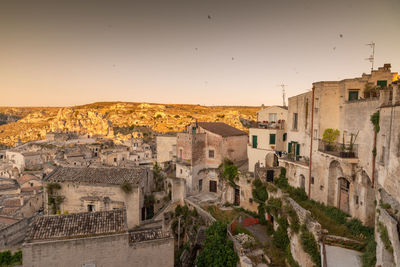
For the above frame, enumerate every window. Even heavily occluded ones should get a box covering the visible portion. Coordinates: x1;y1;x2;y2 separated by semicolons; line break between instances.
269;113;277;122
180;169;183;174
269;134;276;145
311;177;314;184
293;113;298;130
252;135;258;148
199;179;203;191
208;149;215;158
87;205;95;212
179;148;183;159
377;80;387;88
114;158;117;162
355;195;359;205
348;90;359;101
283;133;287;141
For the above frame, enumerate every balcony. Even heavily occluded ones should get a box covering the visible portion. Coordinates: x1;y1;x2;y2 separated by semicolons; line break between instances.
317;140;358;158
278;152;309;167
256;120;285;130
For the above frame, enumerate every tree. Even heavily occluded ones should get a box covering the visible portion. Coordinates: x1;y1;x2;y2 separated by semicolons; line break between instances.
322;128;340;145
196;221;238;267
219;158;239;187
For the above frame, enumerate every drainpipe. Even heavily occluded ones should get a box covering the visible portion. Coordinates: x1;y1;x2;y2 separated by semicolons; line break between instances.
308;87;315;200
371;129;376;188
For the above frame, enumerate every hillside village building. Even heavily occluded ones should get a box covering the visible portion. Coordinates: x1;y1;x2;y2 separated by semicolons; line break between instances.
247;106;288;172
22;209;174;267
176;122;248;195
281;64;398;227
44;166;154;228
156;134;177;166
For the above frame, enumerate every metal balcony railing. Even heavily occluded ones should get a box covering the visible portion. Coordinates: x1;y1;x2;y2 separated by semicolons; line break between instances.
317;140;358;158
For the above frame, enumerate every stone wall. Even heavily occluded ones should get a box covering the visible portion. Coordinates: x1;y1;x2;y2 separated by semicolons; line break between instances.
23;232;174;267
156;135;176;164
0;217;33;249
375;207;399;267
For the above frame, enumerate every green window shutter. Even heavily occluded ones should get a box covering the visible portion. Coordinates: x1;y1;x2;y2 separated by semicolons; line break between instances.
288;142;292;153
252;135;258;148
348;91;359;101
296;143;300;156
269;134;276;145
377;80;387;88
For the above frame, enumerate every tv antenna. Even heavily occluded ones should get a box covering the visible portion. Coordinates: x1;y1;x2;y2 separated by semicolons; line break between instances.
365;41;375;71
278;83;287;107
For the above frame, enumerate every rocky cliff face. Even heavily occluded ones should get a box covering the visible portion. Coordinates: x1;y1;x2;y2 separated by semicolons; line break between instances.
0;102;259;147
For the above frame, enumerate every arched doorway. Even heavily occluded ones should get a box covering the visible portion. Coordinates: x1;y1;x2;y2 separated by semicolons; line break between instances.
338;177;350;213
300;174;305;189
328;160;342;206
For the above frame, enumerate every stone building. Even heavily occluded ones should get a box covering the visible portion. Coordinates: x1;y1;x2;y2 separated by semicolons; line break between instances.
281;64;398;227
22;209;174;267
374;81;400;267
175;122;247;195
43;166;153;228
247;106;288;172
156;134;177;166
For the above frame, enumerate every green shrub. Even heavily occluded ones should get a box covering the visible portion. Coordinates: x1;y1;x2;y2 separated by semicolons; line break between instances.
370;111;380;133
361;237;377;267
196;221;239;267
120;181;132;193
378;221;393;254
285;205;300;234
322;128;340;145
273;218;289;250
266;197;282;216
300;225;321;267
252;179;268;204
0;250;22;266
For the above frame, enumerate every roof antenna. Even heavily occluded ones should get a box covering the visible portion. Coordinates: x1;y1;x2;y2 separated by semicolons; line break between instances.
365;41;375;72
278;84;287;107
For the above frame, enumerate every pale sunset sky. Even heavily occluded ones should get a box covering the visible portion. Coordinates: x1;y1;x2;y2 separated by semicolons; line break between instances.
1;0;399;107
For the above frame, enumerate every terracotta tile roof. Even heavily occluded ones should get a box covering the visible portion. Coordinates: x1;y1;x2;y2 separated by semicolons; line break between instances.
45;166;147;185
2;198;21;207
197;122;247;137
17;174;40;186
0;207;20;216
26;209;127;242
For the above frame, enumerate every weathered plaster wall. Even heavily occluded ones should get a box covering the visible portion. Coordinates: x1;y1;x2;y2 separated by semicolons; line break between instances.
23;234;174;267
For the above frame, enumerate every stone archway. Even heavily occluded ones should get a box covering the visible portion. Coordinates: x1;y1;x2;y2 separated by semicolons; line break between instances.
328;160;342;206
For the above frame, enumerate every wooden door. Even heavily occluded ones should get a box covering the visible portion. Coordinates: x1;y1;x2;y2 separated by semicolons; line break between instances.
338;178;350;213
209;180;217;193
234;187;240;206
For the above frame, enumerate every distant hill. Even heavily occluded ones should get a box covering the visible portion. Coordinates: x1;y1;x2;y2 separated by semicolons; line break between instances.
0;102;261;147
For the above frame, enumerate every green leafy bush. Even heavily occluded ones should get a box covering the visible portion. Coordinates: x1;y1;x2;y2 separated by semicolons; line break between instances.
361;237;377;267
378;221;393;254
252;179;268;204
300;225;321;267
273;218;289;250
0;250;22;266
120;181;132;193
196;221;238;267
322;128;340;145
370;111;380;133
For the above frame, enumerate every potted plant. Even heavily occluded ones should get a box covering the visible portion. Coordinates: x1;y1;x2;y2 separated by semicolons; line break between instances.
322;128;340;151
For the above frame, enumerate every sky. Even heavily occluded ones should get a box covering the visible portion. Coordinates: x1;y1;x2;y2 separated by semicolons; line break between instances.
1;0;399;107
